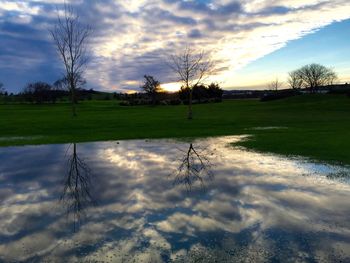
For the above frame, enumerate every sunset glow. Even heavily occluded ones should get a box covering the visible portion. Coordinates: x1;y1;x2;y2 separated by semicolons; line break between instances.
161;82;181;93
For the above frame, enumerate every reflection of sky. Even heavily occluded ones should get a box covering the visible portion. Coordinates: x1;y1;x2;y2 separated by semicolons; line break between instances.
0;137;350;262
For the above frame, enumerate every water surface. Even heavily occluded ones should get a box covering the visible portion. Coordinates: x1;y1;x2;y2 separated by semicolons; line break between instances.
0;136;349;262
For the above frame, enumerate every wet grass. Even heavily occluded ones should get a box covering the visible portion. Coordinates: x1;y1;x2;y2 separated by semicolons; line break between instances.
0;94;349;164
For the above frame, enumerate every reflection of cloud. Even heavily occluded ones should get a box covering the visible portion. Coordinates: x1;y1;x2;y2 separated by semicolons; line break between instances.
157;212;224;235
0;137;350;261
0;230;55;262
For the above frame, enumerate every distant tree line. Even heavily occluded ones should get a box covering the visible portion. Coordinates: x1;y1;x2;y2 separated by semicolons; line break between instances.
21;82;65;104
0;83;15;102
0;80;106;104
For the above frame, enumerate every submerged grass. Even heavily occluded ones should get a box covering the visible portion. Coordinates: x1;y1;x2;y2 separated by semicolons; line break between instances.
0;94;349;164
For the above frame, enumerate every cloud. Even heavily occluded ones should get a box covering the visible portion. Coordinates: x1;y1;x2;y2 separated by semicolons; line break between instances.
0;0;350;92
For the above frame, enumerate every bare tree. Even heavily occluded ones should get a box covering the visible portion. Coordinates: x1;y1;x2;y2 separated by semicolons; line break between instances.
61;143;96;231
295;63;337;92
172;143;213;191
168;47;213;119
287;70;303;89
267;78;282;91
50;4;91;116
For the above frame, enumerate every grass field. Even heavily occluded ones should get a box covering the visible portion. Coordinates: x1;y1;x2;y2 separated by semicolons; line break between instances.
0;94;349;165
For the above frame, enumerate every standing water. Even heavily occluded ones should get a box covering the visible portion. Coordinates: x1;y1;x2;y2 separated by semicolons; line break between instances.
0;136;349;262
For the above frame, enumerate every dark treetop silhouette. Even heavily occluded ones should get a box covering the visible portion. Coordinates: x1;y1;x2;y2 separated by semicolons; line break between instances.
0;82;5;95
289;63;337;92
140;75;162;105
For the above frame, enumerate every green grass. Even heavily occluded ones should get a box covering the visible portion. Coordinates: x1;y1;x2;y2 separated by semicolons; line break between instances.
1;94;350;165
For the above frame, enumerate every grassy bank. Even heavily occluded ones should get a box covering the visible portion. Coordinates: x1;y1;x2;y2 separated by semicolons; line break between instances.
0;94;349;164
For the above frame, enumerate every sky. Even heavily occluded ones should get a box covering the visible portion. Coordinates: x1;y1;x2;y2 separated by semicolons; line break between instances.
0;0;350;93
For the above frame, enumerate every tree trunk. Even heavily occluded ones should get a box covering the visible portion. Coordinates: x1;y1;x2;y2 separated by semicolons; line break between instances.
72;100;77;117
73;143;77;157
152;93;156;106
71;87;77;117
310;85;315;94
188;89;193;120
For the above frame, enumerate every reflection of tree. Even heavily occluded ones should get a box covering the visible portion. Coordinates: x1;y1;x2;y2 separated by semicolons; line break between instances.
173;143;214;190
61;143;96;231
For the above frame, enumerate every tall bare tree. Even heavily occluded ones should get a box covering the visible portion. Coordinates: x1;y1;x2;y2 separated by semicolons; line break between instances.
50;4;91;116
168;47;213;119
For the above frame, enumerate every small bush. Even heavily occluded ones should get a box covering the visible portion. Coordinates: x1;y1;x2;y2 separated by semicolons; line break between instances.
119;101;130;106
261;90;300;102
169;99;181;105
329;88;350;95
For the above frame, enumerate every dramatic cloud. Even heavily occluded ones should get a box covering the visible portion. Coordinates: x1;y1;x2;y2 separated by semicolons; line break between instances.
1;0;350;92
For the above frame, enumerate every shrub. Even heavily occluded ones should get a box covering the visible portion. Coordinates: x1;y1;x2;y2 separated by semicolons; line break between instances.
169;99;181;105
261;90;300;102
119;101;130;106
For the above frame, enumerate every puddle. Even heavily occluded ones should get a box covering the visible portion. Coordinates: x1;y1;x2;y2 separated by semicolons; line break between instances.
0;136;349;262
0;136;44;141
247;126;288;130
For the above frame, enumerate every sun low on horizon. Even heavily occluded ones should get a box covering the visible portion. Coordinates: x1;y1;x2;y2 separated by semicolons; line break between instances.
1;0;350;93
160;82;181;93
